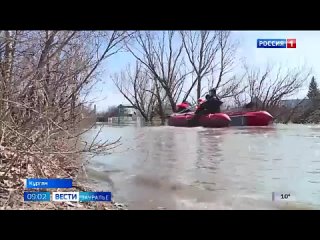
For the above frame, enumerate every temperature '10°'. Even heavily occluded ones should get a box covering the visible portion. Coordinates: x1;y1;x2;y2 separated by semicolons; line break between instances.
272;192;293;202
281;194;291;199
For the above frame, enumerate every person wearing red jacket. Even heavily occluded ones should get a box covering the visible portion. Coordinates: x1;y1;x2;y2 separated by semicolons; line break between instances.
176;101;191;113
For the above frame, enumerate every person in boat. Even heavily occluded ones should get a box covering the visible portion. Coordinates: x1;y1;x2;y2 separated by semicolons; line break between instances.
209;88;220;100
195;89;220;110
244;101;254;109
196;98;205;110
200;88;223;114
176;100;191;113
188;88;223;126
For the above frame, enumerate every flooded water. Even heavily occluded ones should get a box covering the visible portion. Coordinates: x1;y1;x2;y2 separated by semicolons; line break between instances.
83;124;320;210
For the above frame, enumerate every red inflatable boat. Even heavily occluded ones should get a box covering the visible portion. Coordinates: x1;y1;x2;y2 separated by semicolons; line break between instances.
226;110;273;126
168;112;231;128
168;111;273;127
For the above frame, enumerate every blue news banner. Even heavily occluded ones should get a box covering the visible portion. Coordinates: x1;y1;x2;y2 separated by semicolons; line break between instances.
25;178;72;188
24;192;112;202
24;192;51;202
24;178;111;202
257;39;286;48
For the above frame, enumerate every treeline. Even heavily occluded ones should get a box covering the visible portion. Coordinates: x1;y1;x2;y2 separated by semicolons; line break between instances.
112;31;311;124
289;77;320;124
96;106;118;122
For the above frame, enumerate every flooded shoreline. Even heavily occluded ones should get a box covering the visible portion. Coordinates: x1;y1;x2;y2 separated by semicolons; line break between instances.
84;124;320;210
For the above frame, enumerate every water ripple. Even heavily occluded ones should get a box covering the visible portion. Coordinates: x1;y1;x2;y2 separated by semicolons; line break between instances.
86;124;320;209
308;181;320;184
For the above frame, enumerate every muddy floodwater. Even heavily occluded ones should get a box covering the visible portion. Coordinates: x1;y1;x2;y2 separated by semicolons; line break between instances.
83;124;320;210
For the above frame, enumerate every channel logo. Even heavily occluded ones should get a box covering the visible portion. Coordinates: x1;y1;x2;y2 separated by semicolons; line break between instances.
257;39;296;48
52;192;79;202
52;191;112;202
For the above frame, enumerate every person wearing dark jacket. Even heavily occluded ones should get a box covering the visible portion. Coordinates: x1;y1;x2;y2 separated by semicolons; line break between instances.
196;94;222;115
188;88;223;126
244;101;254;109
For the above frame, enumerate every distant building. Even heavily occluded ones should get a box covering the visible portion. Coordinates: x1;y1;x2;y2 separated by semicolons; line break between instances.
123;108;135;116
244;97;312;110
280;99;311;109
107;104;139;125
117;104;136;116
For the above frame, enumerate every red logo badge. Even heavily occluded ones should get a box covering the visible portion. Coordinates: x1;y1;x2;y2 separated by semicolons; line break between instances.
287;39;296;48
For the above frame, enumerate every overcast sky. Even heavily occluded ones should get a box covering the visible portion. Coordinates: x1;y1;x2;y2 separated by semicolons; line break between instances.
88;31;320;111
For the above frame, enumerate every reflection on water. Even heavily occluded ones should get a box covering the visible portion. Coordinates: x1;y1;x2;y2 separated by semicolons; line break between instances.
84;124;320;210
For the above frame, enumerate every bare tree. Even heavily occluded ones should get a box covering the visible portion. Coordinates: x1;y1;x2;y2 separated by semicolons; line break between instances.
0;31;128;208
151;74;170;124
177;31;240;102
212;31;238;90
244;64;311;110
112;62;156;122
218;74;247;99
125;31;189;111
180;31;219;100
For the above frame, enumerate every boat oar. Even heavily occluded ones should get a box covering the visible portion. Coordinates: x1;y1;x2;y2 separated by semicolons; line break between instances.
176;105;196;114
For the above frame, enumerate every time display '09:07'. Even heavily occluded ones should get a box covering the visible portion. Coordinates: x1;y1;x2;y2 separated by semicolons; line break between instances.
24;192;51;202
